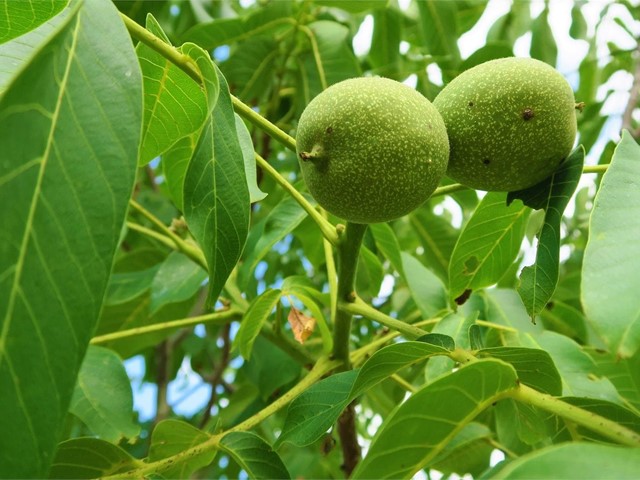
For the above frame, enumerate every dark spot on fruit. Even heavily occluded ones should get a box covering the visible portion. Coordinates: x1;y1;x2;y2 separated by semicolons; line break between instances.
523;108;534;120
455;289;472;305
468;101;474;107
326;126;333;134
482;158;490;165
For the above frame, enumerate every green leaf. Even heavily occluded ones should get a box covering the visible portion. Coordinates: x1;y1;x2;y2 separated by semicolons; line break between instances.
0;0;67;43
449;192;530;305
508;146;584;317
539;299;588;344
238;196;310;288
419;333;456;351
369;6;403;77
425;312;475;381
313;0;387;13
369;222;405;277
182;1;293;49
295;20;361;110
234;288;282;360
105;265;159;305
149;419;215;478
150;251;207;313
409;208;459;282
486;2;530;45
136;15;212;166
352;359;518;479
478;347;561;395
162;135;197;210
416;0;461;80
401;252;447;318
236;115;267;203
484;289;542;341
351;340;451;399
69;346;140;443
243;336;301;400
275;370;356;448
496;398;555;446
357;245;384;299
220;432;290;479
183;66;250;307
530;8;557;66
569;4;588;39
469;324;484;350
222;35;279;102
588;347;640;413
277;339;452;449
0;5;71;94
0;0;142;476
49;438;140;479
582;131;640;358
490;443;640;479
536;331;622;403
460;42;513;71
431;423;493;477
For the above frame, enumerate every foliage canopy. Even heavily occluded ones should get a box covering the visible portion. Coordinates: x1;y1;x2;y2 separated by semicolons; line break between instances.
1;0;640;478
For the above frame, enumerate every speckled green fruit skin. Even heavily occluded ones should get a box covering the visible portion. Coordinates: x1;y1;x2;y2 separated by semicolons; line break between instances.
433;57;577;192
296;77;449;224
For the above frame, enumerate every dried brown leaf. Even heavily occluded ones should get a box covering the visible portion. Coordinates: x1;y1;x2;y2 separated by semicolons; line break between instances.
288;307;316;344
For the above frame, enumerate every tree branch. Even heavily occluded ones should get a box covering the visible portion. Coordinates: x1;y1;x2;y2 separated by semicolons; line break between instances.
199;324;232;429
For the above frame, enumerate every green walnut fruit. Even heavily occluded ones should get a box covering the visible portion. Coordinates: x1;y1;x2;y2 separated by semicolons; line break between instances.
296;77;449;224
433;57;578;192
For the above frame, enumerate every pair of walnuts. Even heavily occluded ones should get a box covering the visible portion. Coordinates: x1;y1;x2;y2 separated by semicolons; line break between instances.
295;57;578;224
